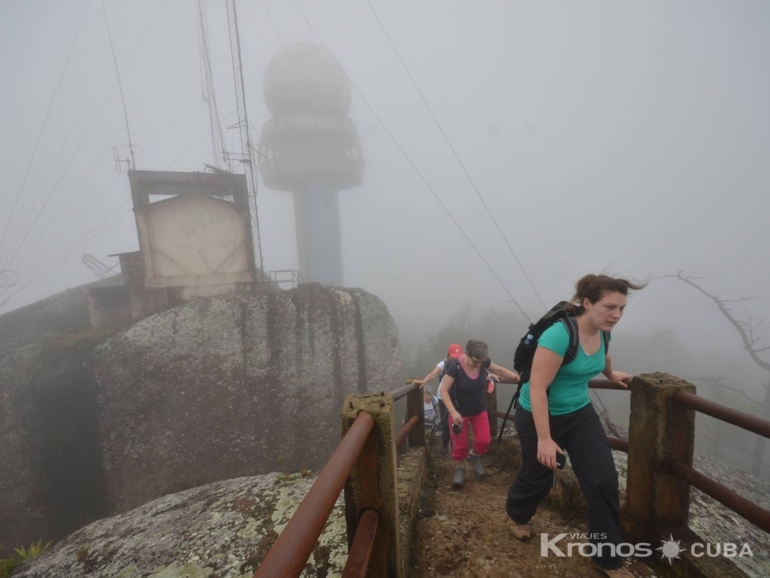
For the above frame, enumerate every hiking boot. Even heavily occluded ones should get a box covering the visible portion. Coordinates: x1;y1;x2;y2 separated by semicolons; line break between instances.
452;467;465;488
507;518;531;541
440;444;449;458
466;452;485;477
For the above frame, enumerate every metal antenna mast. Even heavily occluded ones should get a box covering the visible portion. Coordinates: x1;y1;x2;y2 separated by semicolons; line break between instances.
197;0;230;171
225;0;264;276
101;0;136;170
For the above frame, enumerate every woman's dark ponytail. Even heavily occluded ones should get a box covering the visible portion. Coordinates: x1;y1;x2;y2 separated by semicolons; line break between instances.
567;274;647;314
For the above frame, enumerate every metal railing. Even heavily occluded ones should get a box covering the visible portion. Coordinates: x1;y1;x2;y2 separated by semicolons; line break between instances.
669;389;770;533
268;269;304;289
255;371;770;578
254;380;425;578
393;380;424;451
491;376;770;535
255;412;375;578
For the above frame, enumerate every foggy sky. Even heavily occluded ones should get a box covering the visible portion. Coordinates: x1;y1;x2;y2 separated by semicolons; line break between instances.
1;0;769;385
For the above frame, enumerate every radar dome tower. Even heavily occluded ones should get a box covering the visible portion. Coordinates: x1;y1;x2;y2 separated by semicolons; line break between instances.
259;43;364;286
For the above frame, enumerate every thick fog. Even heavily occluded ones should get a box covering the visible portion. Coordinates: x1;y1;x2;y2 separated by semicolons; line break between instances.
1;1;770;419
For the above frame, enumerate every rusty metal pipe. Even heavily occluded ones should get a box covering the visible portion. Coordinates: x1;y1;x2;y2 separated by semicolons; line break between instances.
669;460;770;533
396;415;419;450
489;378;628;391
253;411;375;578
488;409;512;421
392;381;419;401
672;390;770;440
607;436;628;452
588;379;630;391
341;509;380;578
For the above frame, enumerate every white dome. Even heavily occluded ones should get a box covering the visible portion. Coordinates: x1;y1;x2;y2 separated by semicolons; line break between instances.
264;43;351;118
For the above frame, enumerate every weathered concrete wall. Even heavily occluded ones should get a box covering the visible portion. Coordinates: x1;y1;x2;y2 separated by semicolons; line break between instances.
141;195;253;288
12;472;347;578
88;286;132;329
94;284;401;514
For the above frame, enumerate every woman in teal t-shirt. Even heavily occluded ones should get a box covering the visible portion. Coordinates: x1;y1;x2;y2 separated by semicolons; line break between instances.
505;274;645;578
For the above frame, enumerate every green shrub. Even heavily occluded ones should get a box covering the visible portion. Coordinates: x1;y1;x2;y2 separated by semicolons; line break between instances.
0;558;22;578
14;540;51;561
0;540;52;577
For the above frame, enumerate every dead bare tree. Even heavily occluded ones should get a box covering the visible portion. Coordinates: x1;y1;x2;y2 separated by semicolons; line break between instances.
664;272;770;477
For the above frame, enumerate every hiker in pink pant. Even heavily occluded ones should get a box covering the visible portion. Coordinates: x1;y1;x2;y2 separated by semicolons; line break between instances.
449;409;491;460
440;339;519;488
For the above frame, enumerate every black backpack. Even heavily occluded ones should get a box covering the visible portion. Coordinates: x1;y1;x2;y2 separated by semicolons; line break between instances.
498;302;609;441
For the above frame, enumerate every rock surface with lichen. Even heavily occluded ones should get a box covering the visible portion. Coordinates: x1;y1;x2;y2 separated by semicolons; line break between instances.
12;472;346;578
613;443;770;577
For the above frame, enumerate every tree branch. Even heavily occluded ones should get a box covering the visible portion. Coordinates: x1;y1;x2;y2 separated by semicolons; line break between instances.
681;374;762;407
662;272;770;372
714;381;763;407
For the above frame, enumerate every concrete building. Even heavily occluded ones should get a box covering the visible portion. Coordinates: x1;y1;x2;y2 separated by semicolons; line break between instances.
88;170;263;328
258;43;365;286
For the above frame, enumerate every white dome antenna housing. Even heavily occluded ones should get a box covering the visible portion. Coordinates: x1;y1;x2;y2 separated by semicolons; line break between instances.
259;44;364;286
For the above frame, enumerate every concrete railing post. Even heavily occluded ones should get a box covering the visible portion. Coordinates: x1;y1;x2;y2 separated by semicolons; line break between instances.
623;372;696;540
342;393;402;578
406;386;425;448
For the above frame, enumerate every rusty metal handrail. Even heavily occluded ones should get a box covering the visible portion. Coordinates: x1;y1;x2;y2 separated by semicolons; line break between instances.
490;377;628;391
254;411;375;578
488;409;511;421
396;415;420;450
588;379;630;391
342;509;380;578
392;380;420;401
607;436;628;452
671;390;770;440
669;459;770;533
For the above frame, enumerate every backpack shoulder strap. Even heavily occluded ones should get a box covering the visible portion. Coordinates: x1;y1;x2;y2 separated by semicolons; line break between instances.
442;359;460;381
562;315;579;365
439;358;450;378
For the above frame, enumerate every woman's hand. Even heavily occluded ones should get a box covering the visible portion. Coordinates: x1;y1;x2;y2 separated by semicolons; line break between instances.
537;438;565;471
450;410;463;425
609;371;633;388
413;378;427;388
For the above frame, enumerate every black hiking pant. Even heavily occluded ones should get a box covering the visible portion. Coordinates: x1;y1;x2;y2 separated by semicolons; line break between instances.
505;404;623;570
438;400;451;447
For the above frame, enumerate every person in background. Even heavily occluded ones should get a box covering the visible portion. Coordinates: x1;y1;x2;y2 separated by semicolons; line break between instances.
505;274;645;578
414;343;463;457
423;388;439;434
440;339;519;488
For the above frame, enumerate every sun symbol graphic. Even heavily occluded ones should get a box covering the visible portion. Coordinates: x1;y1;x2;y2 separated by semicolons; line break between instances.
656;535;686;564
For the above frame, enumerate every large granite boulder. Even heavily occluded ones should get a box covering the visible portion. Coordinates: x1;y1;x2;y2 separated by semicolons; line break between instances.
12;471;346;578
0;282;401;555
94;284;401;513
